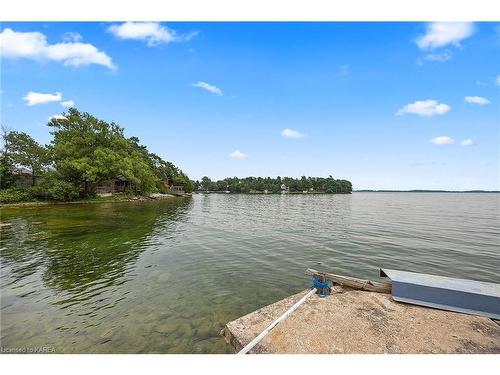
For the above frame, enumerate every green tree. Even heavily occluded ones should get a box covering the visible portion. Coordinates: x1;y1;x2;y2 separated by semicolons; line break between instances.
147;152;194;193
48;108;159;196
0;152;15;189
0;126;15;189
3;130;49;186
201;176;212;191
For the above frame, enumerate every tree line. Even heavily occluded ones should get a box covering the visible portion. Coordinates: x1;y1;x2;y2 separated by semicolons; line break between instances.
0;108;193;203
195;176;352;194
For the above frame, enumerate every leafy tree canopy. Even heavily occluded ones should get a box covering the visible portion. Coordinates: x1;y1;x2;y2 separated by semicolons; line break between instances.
195;176;352;194
2;129;50;186
0;108;193;200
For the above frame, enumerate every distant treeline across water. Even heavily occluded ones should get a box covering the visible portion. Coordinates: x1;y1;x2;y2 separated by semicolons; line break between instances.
194;176;352;194
355;190;500;193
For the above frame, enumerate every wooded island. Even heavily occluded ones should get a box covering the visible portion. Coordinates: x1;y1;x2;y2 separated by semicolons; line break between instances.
194;176;352;194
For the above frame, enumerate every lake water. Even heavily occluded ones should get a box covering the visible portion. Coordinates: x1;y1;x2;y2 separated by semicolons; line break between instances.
1;193;499;353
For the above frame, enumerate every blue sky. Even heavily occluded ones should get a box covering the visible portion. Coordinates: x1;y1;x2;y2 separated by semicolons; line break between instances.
1;22;499;190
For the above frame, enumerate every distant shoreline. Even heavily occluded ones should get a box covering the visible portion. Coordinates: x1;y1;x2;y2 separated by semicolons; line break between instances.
194;191;351;195
354;190;500;193
0;194;191;209
194;190;499;194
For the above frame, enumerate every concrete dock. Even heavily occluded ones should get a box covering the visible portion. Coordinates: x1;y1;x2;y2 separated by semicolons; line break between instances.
221;287;500;354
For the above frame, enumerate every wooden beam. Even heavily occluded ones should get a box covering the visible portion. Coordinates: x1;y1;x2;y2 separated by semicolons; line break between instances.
306;268;392;294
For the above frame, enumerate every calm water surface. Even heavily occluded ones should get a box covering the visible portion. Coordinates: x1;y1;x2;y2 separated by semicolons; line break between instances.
1;193;499;353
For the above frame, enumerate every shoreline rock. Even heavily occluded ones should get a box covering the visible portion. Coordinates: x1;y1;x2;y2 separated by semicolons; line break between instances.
0;193;188;209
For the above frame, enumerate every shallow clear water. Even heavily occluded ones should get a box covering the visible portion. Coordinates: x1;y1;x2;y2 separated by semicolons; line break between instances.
1;193;499;353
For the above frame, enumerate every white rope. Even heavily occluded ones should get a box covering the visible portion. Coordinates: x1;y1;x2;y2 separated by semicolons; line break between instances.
237;288;317;354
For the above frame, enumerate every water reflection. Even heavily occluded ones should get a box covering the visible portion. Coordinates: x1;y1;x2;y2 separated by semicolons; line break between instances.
2;200;191;294
0;199;199;352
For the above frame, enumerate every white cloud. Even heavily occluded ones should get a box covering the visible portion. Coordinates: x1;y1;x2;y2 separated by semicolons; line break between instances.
431;136;454;145
465;96;490;105
48;114;67;121
281;128;304;138
60;100;75;108
460;139;473;146
62;32;82;43
23;91;62;106
108;22;198;47
421;51;452;63
396;100;450;117
192;81;223;96
0;28;114;69
416;22;475;50
229;150;247;159
496;75;500;86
